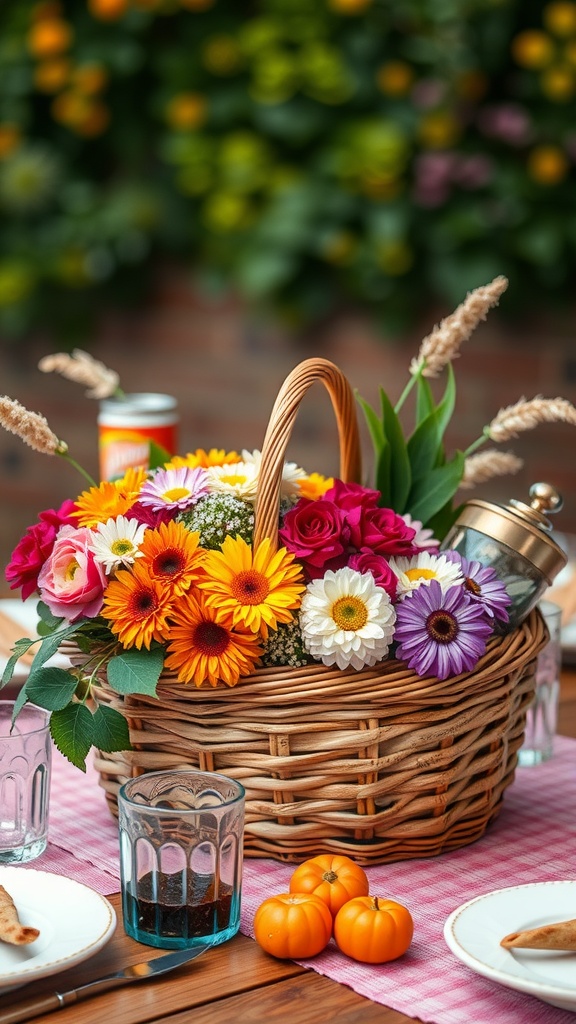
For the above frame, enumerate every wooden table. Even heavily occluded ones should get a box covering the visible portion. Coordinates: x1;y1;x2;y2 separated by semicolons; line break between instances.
0;670;574;1024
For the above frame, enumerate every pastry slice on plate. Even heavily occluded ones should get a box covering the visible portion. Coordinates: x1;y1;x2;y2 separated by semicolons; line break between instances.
0;885;40;945
501;918;576;951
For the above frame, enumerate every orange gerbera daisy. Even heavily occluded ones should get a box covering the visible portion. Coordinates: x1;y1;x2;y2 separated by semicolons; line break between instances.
164;590;263;687
101;561;171;649
138;520;205;597
165;448;241;470
198;535;305;639
72;466;147;527
297;473;334;500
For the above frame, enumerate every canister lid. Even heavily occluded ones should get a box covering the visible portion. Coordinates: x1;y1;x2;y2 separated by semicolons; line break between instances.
98;393;178;427
451;482;567;583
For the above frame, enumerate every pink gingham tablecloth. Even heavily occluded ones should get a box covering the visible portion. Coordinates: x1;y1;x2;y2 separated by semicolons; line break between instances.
33;736;576;1024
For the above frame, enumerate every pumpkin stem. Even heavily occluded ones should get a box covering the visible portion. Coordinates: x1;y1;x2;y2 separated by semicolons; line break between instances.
323;871;338;884
372;896;380;911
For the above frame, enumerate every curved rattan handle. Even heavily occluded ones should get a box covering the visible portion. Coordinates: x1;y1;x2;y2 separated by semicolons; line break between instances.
254;358;362;549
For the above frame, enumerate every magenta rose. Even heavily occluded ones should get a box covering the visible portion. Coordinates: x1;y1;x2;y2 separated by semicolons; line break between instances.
5;499;78;600
278;498;350;578
348;550;399;601
323;480;380;512
127;501;175;528
37;525;107;622
350;506;417;557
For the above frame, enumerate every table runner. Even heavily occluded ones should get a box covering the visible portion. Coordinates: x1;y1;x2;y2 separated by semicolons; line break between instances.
28;737;576;1024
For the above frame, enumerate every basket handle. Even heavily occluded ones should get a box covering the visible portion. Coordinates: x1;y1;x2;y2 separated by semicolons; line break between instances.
254;358;362;549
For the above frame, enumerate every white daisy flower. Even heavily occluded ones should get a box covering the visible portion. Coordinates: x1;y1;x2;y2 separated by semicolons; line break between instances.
241;448;305;498
88;516;147;573
207;461;259;502
389;550;464;600
300;566;396;671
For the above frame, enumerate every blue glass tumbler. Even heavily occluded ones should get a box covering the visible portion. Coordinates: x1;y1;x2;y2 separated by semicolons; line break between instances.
119;769;245;950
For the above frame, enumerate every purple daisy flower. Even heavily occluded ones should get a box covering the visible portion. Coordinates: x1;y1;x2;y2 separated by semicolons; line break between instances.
138;466;210;512
443;551;510;623
394;579;493;680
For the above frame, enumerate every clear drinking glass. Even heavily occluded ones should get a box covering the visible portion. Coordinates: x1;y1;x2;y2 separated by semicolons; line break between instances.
118;769;245;950
518;600;562;766
0;701;52;863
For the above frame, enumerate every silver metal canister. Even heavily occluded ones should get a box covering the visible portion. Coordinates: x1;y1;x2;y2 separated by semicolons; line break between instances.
441;482;567;630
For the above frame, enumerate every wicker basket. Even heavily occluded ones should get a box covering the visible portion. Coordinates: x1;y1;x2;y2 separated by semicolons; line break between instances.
76;358;548;865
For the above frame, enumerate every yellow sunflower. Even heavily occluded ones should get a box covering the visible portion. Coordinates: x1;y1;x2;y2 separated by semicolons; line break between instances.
165;448;241;470
164;590;263;687
72;466;147;527
138;520;205;597
198;535;305;639
101;561;171;649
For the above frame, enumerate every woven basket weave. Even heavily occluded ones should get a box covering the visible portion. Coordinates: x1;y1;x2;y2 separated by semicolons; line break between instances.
76;358;547;865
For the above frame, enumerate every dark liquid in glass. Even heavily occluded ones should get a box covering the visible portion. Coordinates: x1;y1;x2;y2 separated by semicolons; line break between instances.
126;870;234;940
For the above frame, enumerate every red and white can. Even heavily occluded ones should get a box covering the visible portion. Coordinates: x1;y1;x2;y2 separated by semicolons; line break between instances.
98;393;179;481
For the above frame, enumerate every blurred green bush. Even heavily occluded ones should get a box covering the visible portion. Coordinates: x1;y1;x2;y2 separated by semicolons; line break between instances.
1;0;575;338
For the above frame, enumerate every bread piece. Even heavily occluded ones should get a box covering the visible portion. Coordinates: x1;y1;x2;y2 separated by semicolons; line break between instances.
0;885;40;945
501;918;576;951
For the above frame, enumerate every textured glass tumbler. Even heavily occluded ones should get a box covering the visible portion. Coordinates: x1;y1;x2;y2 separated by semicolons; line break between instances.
119;770;245;950
518;601;562;766
0;701;51;863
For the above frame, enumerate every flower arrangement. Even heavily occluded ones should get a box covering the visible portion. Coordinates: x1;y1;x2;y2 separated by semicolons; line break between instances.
2;276;576;771
1;0;576;337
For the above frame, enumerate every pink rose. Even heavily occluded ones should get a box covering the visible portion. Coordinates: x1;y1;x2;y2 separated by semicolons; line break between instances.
348;550;398;601
278;499;350;578
322;480;380;511
350;506;417;557
127;501;175;528
37;525;107;622
5;499;78;600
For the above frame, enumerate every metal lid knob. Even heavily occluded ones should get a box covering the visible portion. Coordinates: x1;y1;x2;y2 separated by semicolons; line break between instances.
508;482;564;533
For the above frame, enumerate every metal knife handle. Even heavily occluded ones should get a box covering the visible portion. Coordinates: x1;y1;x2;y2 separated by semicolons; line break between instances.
0;990;69;1024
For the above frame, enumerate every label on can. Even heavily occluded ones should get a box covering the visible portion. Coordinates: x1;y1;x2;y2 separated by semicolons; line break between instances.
98;393;179;481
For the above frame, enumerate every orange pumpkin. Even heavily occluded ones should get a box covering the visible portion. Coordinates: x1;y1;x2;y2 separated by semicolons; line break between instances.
334;896;413;963
289;854;369;918
253;892;333;960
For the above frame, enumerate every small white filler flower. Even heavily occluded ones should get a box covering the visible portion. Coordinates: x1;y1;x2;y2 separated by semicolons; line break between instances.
300;566;396;671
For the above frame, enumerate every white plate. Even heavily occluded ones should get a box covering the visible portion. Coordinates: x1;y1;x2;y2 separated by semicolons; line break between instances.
0;867;116;993
444;881;576;1012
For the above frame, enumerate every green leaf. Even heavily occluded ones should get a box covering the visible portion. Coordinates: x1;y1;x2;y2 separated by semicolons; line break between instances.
356;393;385;454
379;387;411;511
1;639;35;687
408;366;457;482
36;602;64;631
50;704;95;772
91;704;131;754
427;499;464;543
29;623;81;673
374;442;392;505
433;364;456;453
107;647;164;696
26;668;79;711
11;682;30;722
415;375;435;425
407;451;466;526
148;440;170;470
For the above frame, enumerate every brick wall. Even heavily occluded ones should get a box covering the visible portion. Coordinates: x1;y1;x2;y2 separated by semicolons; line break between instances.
1;267;576;580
